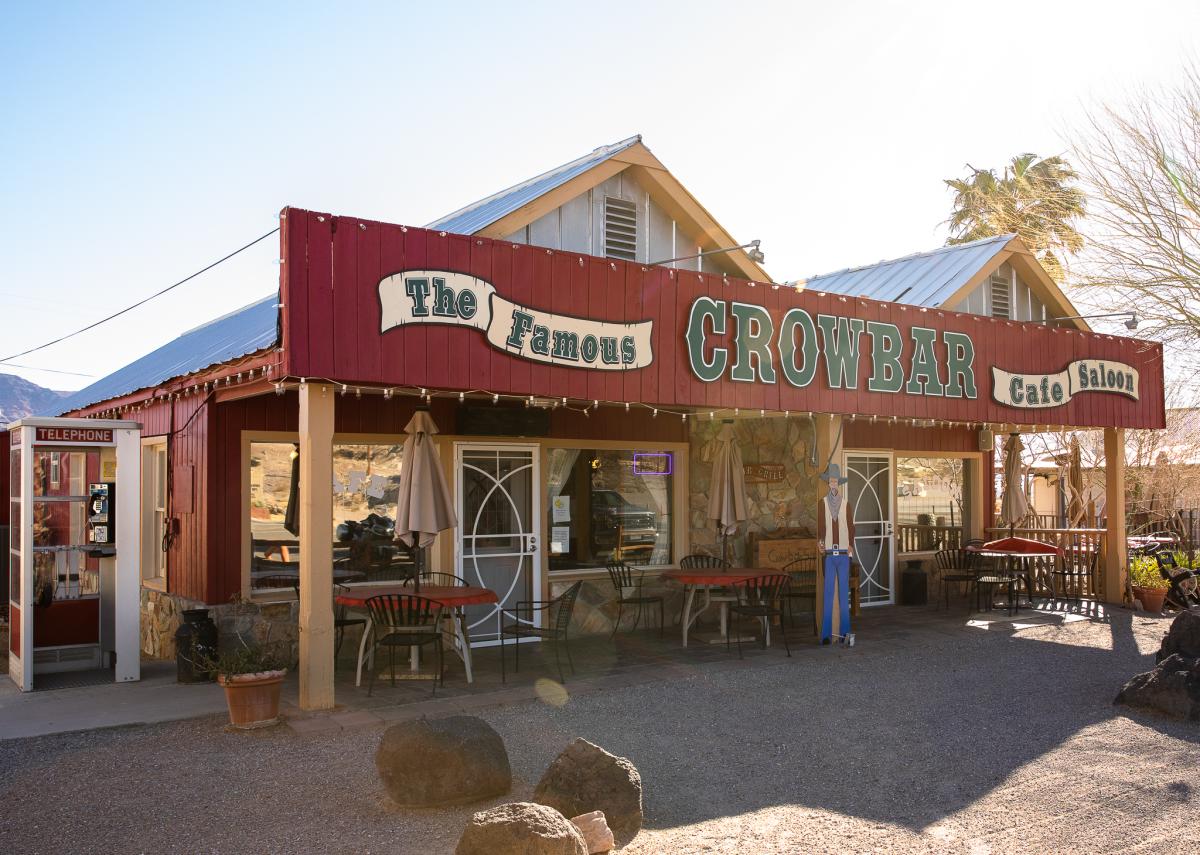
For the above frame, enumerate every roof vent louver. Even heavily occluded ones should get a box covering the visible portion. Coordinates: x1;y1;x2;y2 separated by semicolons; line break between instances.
603;197;638;262
990;272;1011;319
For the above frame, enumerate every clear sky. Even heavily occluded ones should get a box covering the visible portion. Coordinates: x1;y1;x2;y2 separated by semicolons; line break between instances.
1;0;1196;392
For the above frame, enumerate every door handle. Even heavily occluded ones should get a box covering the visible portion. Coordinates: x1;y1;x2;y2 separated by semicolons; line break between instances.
526;534;538;553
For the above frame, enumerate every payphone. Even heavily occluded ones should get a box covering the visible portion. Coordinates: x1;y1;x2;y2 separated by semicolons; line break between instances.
87;483;116;548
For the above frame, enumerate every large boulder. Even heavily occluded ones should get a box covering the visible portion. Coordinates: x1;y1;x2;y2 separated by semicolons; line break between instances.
375;716;511;807
1115;653;1200;720
533;738;643;841
455;802;587;855
1158;610;1200;662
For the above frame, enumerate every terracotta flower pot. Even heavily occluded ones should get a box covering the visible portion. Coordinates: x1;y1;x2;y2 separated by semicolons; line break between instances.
218;670;286;729
1132;586;1167;614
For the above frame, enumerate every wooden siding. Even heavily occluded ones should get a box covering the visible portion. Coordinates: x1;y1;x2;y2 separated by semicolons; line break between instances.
281;209;1165;431
844;421;978;453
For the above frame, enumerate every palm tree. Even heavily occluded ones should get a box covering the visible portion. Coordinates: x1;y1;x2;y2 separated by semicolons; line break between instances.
944;154;1086;280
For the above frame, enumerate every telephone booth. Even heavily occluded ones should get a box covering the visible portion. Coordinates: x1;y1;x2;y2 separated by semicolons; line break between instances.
6;418;141;691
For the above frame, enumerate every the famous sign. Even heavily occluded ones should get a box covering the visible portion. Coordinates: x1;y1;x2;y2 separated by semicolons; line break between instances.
378;270;654;370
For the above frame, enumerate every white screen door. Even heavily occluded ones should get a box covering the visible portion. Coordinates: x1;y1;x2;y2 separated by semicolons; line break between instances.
455;444;540;646
845;452;895;606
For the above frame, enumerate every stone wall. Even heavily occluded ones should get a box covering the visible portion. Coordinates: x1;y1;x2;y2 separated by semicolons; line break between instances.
140;588;299;662
688;417;819;566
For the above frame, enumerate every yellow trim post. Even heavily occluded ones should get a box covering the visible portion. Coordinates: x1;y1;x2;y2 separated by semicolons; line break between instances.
298;382;336;710
1104;427;1127;605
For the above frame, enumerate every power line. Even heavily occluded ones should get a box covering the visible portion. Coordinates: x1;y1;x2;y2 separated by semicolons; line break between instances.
0;226;280;366
0;362;96;378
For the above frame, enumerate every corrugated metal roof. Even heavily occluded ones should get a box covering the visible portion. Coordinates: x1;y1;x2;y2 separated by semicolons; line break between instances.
427;135;642;235
50;293;280;415
801;234;1014;307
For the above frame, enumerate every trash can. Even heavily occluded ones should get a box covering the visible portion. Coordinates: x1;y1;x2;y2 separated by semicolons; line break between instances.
901;566;928;606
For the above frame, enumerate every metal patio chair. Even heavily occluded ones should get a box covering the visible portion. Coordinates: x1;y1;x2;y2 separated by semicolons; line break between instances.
781;555;818;636
606;561;665;639
500;581;582;684
363;594;445;697
677;553;734;625
1051;547;1099;606
934;548;977;611
726;573;792;659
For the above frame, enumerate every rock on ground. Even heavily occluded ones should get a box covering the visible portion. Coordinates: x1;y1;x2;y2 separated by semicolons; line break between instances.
455;802;587;855
1115;653;1200;720
534;737;643;842
376;715;511;807
1157;610;1200;662
570;811;615;854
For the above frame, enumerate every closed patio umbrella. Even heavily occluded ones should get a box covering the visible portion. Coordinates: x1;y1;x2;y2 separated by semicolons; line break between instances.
1066;435;1085;527
282;444;300;536
395;411;457;592
707;422;748;563
998;433;1030;533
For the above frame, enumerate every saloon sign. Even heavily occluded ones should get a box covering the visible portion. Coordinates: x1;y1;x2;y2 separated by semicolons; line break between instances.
379;270;654;370
992;360;1140;408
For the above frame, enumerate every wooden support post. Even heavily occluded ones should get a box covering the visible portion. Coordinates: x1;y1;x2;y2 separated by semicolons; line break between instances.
299;382;336;710
1104;427;1127;606
814;414;845;635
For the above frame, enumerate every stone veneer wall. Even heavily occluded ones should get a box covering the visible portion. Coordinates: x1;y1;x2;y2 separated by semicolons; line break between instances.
141;588;299;661
688;417;819;566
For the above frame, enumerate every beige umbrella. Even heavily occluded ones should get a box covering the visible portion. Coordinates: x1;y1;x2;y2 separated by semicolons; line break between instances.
707;422;748;563
998;433;1031;532
395;411;457;591
1066;435;1085;527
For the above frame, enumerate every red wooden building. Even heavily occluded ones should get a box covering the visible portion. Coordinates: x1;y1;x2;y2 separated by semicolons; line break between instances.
17;137;1164;707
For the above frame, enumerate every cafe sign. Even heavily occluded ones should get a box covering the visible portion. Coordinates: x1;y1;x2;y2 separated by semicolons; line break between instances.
991;359;1140;409
379;270;654;370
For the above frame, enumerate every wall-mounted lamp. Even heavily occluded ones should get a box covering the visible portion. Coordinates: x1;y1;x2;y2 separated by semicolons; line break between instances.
1054;311;1138;331
649;239;765;267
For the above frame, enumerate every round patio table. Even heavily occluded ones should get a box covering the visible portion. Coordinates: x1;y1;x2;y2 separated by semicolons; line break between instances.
967;545;1058;613
336;584;498;687
661;569;764;647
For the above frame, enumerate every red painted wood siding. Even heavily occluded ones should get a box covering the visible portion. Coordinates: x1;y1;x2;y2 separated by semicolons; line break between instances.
281;209;1165;431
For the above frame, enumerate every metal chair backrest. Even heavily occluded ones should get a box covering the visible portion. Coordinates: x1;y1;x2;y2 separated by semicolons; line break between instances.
405;571;468;588
680;554;731;570
741;573;790;606
606;561;639;590
782;555;818;589
1155;550;1179;580
550;581;583;636
935;548;971;573
364;594;442;637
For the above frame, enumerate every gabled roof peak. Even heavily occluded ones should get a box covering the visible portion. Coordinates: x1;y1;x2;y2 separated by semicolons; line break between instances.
428;135;643;236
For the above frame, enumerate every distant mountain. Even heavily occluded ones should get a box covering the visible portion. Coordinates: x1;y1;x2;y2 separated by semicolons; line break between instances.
0;373;70;423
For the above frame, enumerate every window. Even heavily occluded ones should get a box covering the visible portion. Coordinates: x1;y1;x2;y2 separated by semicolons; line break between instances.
333;442;408;584
249;440;408;594
895;457;966;554
546;447;674;571
603;196;638;261
141;441;168;583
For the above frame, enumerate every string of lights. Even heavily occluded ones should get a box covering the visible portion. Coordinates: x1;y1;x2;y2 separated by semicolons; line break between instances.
85;365;1074;437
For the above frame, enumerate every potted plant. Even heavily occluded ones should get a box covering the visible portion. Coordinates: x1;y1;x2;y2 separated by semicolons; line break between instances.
1129;555;1169;614
203;635;288;729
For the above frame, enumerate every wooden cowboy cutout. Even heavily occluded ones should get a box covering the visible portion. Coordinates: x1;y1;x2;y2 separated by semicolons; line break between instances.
816;463;855;644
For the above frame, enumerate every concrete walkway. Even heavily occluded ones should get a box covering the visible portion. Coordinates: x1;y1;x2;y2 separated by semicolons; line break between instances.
0;661;226;740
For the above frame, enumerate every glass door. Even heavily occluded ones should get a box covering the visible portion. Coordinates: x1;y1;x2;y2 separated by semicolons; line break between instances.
455;444;540;646
845;452;895;606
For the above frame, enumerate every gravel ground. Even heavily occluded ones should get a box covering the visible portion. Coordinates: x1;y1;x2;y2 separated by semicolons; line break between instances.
1;609;1196;854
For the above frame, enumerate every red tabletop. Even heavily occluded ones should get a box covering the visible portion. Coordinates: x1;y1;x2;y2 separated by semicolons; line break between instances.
335;584;498;609
661;569;768;586
975;537;1063;557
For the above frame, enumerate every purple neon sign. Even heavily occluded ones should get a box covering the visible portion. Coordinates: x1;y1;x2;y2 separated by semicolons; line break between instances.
633;452;673;476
